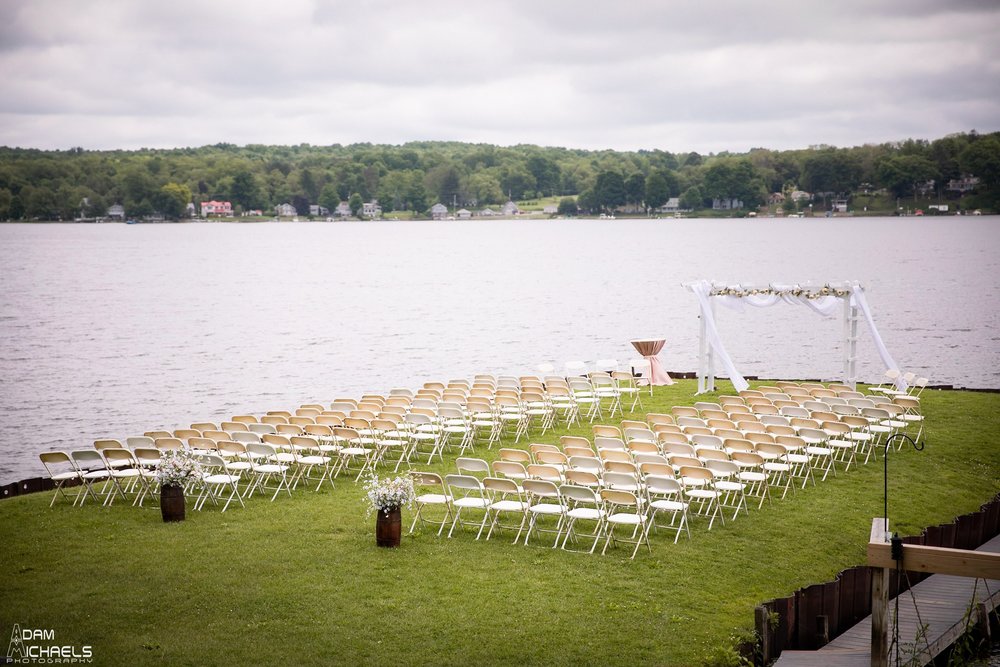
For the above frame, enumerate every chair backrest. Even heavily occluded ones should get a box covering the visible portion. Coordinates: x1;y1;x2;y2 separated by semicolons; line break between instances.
231;415;257;424
133;447;162;467
723;438;754;454
221;421;250;433
217;441;247;458
290;436;320;452
662;442;696;458
70;449;106;470
696;447;728;462
497;448;532;464
522;478;561;500
746;432;775;445
705;458;739;477
232;431;263;445
247;422;278;435
598;448;631;464
304;424;334;438
94;439;124;451
260;415;288;425
245;442;279;460
445;473;484;494
191;422;219;434
526;464;562;482
568;456;602;473
40;450;74;472
188;437;217;451
263;433;291;448
455;457;490;475
174;429;201;440
492;461;528;479
564;469;601;487
601;488;640;509
529;443;560;457
536;450;568;466
559;435;591;450
639;461;674;478
126;436;155;450
678;465;714;484
603;471;640;492
411;471;444;488
658;431;689;446
604;460;639;475
154;437;184;451
730;450;764;468
594;437;625;451
275;423;304;436
483;476;521;498
560;483;600;505
645;474;682;496
564;445;596;458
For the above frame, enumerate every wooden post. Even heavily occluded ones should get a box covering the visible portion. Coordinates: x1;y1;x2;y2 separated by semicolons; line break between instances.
755;605;771;665
870;518;889;667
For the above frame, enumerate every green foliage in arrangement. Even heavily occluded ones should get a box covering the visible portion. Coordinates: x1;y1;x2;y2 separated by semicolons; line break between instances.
1;382;997;665
1;131;998;221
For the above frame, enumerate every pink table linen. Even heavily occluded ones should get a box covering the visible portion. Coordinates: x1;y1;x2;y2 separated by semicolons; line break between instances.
630;339;674;386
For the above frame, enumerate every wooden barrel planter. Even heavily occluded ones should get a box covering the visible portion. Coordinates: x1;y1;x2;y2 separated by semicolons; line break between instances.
160;484;186;522
376;507;402;547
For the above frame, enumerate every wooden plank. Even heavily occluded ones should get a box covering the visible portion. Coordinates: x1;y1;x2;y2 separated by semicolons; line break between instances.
867;542;1000;579
870;565;889;667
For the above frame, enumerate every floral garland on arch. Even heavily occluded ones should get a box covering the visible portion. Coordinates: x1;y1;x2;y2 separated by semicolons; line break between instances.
709;284;851;299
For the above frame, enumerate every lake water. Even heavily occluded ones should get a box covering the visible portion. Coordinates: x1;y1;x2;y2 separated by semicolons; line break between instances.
1;217;998;484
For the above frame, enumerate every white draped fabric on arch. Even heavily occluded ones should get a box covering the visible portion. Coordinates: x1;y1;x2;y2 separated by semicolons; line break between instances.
684;280;904;394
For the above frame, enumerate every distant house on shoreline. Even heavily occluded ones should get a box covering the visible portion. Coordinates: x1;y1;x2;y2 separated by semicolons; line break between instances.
201;200;233;217
335;202;351;217
479;207;498;217
309;204;330;216
658;197;681;213
502;201;519;216
457;208;471;219
712;197;743;210
947;175;980;192
431;203;449;220
106;203;125;221
362;201;382;219
275;203;297;217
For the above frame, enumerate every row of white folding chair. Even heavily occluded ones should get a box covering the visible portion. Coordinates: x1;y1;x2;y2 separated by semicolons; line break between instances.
414;471;657;558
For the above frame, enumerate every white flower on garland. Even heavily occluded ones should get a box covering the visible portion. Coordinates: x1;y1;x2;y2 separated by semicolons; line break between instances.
156;449;204;487
710;284;850;300
363;474;415;517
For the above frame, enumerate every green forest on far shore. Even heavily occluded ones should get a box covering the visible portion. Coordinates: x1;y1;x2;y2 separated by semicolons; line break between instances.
1;130;998;221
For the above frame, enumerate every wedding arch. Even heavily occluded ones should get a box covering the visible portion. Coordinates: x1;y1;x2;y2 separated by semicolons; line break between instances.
684;280;903;394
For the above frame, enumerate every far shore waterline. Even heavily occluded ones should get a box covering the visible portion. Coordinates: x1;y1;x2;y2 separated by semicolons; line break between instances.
7;213;998;225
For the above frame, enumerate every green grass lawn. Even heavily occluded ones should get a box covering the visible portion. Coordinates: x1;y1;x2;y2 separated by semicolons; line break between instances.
1;381;997;666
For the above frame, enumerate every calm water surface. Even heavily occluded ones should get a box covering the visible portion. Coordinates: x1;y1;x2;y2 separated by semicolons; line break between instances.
1;217;998;483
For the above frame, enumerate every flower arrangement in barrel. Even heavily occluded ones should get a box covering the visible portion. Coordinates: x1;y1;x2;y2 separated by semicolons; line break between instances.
156;449;204;488
363;474;415;517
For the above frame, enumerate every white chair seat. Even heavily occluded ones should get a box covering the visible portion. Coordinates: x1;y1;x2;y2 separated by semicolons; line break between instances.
416;493;450;505
205;473;240;485
453;497;489;509
649;499;686;512
528;504;565;515
607;512;643;525
253;464;287;474
490;500;529;512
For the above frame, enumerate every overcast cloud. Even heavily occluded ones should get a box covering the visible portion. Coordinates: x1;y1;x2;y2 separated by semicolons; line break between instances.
1;0;998;153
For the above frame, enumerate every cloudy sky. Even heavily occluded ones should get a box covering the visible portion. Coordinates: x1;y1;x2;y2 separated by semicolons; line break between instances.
1;0;998;153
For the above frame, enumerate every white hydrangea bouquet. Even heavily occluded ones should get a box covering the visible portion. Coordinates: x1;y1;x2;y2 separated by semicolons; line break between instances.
156;449;204;487
363;474;415;517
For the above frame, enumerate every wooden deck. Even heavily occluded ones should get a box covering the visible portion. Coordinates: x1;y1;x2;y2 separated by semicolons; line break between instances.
774;533;1000;666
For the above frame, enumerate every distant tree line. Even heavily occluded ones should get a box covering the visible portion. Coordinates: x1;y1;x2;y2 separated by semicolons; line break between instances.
0;131;997;221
